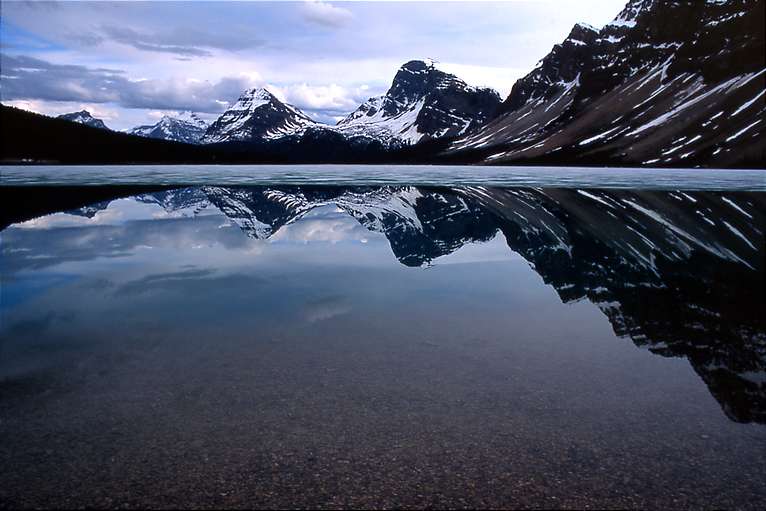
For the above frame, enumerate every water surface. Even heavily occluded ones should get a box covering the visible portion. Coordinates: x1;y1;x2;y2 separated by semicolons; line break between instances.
2;164;765;189
1;184;764;508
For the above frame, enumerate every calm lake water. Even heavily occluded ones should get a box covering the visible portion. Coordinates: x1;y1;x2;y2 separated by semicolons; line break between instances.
2;164;765;189
1;168;765;508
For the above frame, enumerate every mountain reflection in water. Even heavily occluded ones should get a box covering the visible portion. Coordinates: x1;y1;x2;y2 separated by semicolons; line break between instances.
2;185;763;426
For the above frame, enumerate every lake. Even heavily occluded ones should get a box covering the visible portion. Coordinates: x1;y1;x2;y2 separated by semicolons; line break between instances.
2;164;766;189
1;167;765;508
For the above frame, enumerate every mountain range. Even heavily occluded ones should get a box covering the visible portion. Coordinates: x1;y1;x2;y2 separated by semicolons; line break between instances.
65;59;502;149
5;0;764;167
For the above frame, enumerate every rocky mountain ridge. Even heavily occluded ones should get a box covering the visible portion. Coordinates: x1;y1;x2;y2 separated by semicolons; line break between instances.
447;0;765;167
129;112;209;144
56;110;109;130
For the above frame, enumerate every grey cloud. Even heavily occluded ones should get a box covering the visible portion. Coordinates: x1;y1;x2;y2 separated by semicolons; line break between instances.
64;31;106;47
97;24;264;57
100;26;213;57
0;54;124;104
0;54;252;113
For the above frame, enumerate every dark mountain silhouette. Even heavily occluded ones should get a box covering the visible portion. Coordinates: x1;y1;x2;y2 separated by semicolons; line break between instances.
0;106;224;165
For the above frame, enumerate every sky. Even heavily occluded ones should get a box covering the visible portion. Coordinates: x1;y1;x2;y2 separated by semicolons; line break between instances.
0;0;628;130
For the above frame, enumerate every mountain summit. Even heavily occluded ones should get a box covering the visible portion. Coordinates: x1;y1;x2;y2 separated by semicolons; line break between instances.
336;60;501;144
129;112;209;144
57;110;109;130
201;88;317;144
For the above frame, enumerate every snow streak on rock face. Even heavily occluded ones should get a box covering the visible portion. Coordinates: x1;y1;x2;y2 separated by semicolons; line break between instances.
201;88;317;144
57;110;110;130
450;0;765;167
336;60;502;145
129;112;209;144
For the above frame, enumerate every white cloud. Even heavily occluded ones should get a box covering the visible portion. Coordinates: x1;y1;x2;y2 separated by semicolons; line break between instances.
301;0;354;28
269;82;370;115
435;62;530;97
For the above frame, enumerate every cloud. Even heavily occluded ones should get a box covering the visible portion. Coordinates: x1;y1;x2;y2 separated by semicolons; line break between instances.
101;26;212;57
301;0;353;28
0;54;258;113
435;62;530;96
268;82;376;123
97;24;265;57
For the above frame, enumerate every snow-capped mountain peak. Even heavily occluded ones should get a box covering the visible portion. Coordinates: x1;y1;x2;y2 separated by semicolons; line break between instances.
128;112;209;144
201;87;317;144
228;87;276;114
164;111;208;130
335;59;501;145
57;110;109;130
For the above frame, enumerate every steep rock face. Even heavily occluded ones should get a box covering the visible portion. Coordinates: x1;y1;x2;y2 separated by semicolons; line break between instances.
450;0;765;167
129;113;208;144
497;22;600;115
56;110;109;130
201;88;317;144
336;60;502;145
